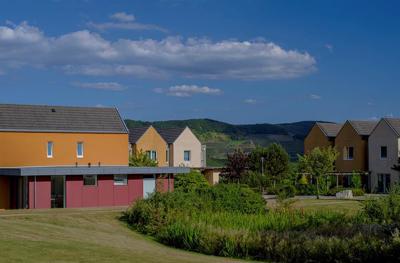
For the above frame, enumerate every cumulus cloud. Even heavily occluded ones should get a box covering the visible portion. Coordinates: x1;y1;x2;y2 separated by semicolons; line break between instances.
244;99;257;104
309;94;321;100
72;81;126;91
87;12;167;32
0;22;316;80
156;85;222;97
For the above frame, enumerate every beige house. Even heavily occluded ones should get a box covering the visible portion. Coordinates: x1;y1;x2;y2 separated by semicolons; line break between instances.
158;127;206;168
368;118;400;193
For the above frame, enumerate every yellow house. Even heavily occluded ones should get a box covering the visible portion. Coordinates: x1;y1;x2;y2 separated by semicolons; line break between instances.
129;126;169;167
335;120;378;173
304;122;342;154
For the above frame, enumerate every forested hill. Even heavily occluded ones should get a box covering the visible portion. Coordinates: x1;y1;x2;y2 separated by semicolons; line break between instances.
125;118;318;166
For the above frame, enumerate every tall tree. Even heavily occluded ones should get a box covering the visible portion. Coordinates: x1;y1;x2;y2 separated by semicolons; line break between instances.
264;143;290;188
222;149;249;182
298;147;338;199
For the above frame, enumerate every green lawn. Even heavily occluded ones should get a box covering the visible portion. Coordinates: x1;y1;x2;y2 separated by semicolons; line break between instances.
292;199;363;214
0;208;245;263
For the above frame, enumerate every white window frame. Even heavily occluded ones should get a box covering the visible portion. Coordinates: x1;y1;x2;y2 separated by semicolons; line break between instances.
47;141;53;158
83;175;97;186
380;146;388;160
146;150;157;161
114;175;128;186
77;142;84;158
166;147;169;163
343;146;354;160
184;150;191;162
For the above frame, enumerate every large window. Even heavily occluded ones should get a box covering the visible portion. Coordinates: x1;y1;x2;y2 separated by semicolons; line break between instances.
146;150;157;161
77;142;84;158
184;150;191;161
47;141;53;158
343;146;354;160
83;175;97;186
114;175;128;186
381;146;388;159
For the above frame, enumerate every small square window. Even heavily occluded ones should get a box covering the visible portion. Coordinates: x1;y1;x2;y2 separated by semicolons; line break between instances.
77;142;84;158
114;175;128;186
47;141;53;158
83;175;97;186
381;146;388;159
184;150;191;161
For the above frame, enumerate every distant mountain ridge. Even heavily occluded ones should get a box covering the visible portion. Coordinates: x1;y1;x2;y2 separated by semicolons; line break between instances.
125;118;320;166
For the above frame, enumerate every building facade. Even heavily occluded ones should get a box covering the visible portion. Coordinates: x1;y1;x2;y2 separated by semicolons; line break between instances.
0;104;188;209
158;127;205;168
368;118;400;193
129;126;169;167
304;122;342;154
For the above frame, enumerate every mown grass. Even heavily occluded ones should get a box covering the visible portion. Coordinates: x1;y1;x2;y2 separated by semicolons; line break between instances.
0;208;244;263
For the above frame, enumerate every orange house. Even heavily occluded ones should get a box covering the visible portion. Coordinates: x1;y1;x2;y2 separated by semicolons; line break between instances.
304;122;342;154
0;104;188;209
335;120;378;173
129;126;169;167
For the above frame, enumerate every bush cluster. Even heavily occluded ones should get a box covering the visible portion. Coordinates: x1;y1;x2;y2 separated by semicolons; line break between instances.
126;184;400;262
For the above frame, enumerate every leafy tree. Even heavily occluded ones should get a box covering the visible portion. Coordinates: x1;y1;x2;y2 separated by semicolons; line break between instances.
175;170;209;193
222;149;249;182
298;147;338;199
248;146;269;173
264;143;290;188
129;150;158;167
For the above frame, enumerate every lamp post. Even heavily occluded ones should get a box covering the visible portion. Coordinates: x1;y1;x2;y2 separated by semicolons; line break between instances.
261;157;265;176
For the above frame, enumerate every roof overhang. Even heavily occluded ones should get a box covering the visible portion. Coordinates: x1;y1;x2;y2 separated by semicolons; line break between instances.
0;166;190;177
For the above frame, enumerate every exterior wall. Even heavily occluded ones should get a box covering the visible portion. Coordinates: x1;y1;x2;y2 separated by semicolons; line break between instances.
0;132;128;167
28;176;51;209
368;120;400;191
304;124;333;154
335;122;369;173
204;170;220;185
132;127;168;167
156;175;174;193
0;176;9;209
172;128;202;167
65;175;143;208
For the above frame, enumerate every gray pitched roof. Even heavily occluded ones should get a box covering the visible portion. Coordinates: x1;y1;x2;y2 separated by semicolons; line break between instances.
129;126;151;143
157;127;186;144
348;120;378;136
316;122;343;137
0;104;128;133
384;118;400;136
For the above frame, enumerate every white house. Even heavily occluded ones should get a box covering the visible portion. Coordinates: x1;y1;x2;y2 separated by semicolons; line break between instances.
368;118;400;193
157;126;206;168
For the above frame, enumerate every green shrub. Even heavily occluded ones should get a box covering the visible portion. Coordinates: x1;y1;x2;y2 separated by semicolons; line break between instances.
174;170;209;193
363;186;400;224
352;188;364;196
296;183;317;195
277;184;296;199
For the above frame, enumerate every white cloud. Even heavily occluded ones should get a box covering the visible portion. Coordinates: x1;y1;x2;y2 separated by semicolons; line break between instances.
0;22;317;80
325;44;333;53
110;12;135;22
309;94;321;100
244;99;257;104
87;12;167;32
156;85;222;97
72;81;126;91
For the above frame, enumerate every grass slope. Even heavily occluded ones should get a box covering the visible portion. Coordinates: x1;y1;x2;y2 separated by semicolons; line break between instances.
125;118;318;166
0;208;244;263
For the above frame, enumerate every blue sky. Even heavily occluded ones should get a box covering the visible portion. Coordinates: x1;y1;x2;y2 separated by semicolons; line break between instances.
0;0;399;124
